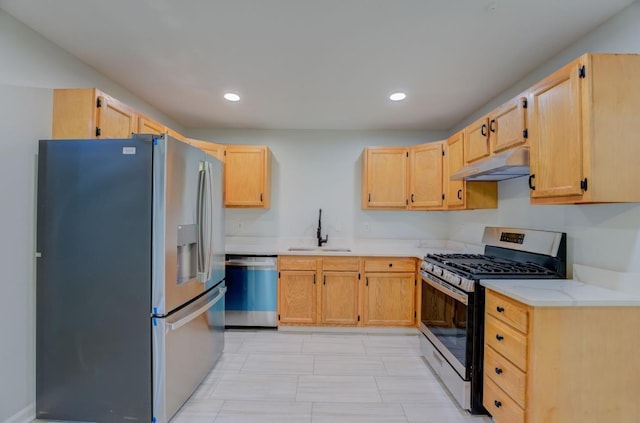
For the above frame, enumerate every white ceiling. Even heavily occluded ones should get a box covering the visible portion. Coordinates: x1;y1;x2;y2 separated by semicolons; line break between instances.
0;0;634;131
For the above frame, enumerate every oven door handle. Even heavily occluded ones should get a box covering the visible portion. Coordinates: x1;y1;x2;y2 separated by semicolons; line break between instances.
422;275;468;305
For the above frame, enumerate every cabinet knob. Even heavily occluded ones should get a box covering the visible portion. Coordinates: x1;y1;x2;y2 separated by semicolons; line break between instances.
494;400;502;408
388;263;393;267
495;367;503;375
496;334;504;341
496;306;505;313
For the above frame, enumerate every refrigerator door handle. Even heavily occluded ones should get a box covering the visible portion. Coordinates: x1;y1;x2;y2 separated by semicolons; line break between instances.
196;165;207;282
166;286;227;331
206;161;215;281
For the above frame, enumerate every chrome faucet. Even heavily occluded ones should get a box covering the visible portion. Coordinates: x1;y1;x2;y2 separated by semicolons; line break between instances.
317;208;328;247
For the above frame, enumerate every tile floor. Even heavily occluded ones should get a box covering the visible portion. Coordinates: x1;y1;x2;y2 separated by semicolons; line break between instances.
172;330;493;423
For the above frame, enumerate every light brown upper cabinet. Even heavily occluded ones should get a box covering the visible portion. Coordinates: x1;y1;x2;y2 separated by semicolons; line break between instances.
224;145;271;208
527;53;640;204
464;115;491;164
166;128;188;142
137;115;165;135
187;138;226;162
445;131;498;210
489;95;528;154
362;147;408;209
408;142;445;210
53;88;137;139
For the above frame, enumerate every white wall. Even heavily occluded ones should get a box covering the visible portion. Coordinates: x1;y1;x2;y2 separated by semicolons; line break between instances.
0;9;187;422
0;86;51;421
188;129;450;243
448;1;640;275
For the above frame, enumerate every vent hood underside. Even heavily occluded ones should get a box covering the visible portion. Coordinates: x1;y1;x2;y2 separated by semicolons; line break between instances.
450;146;530;181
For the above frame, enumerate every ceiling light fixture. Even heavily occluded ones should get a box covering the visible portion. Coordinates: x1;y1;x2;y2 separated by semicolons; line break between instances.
389;92;406;101
224;92;240;102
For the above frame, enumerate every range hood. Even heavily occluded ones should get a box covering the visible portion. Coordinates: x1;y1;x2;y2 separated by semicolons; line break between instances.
450;146;530;181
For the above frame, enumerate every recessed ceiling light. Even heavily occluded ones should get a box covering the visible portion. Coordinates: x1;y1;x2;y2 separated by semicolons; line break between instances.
224;92;240;102
389;92;406;101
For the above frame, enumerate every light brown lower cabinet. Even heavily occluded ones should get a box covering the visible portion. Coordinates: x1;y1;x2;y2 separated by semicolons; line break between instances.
484;289;640;423
277;256;417;327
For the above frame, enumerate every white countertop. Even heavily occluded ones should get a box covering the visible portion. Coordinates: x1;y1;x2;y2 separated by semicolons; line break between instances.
481;278;640;307
225;236;484;259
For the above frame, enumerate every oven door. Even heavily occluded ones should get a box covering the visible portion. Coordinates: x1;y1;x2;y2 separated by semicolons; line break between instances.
420;272;474;380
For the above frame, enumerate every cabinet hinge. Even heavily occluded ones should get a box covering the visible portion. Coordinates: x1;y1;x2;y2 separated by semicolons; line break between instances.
414;311;417;318
95;127;101;137
96;97;102;108
278;271;281;278
405;199;408;205
580;178;588;191
523;129;528;139
368;193;371;202
406;151;409;158
578;65;586;79
358;273;361;280
441;193;445;200
365;277;369;287
522;98;528;109
414;279;417;286
442;150;445;156
357;315;361;322
224;150;227;156
278;314;281;321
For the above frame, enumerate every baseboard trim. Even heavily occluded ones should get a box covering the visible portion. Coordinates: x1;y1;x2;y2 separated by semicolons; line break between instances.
278;326;419;335
3;402;35;423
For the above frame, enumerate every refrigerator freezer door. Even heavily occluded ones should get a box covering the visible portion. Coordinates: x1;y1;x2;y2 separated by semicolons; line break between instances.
152;282;226;422
36;139;153;422
153;135;218;315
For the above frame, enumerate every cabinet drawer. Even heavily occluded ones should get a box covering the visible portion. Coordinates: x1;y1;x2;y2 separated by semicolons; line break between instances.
483;377;525;423
485;315;528;371
322;257;360;271
486;290;529;334
279;256;317;271
484;346;526;408
364;258;415;272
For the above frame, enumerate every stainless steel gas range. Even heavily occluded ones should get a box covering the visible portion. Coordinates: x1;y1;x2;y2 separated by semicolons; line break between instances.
419;227;566;414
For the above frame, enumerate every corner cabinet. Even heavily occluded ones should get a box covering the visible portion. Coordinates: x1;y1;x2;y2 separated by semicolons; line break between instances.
362;147;408;209
224;145;271;208
528;53;640;204
445;130;498;210
484;289;640;423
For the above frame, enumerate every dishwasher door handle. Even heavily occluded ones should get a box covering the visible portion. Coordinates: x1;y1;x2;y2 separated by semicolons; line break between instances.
225;260;276;268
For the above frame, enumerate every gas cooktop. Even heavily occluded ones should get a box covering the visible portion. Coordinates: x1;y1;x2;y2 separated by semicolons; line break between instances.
425;253;557;277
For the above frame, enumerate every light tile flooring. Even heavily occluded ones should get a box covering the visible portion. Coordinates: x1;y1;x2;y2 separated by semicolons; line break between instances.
172;330;493;423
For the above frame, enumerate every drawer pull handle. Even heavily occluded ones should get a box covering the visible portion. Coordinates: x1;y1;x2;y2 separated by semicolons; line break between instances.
496;334;504;341
495;367;503;375
494;400;502;408
496;306;505;313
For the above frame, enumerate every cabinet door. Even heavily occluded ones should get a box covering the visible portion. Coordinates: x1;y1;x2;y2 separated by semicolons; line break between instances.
278;271;317;325
446;131;465;208
363;147;408;209
464;116;490;163
363;272;415;326
409;142;444;209
320;272;359;325
137;115;165;135
225;146;269;207
490;96;527;154
528;59;584;198
96;94;136;138
187;138;226;162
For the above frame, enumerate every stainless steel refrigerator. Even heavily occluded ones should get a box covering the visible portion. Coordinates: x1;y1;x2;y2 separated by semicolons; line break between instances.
35;134;225;423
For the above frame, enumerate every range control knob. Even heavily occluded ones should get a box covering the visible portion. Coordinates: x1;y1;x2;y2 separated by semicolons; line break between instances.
452;275;461;286
433;266;443;276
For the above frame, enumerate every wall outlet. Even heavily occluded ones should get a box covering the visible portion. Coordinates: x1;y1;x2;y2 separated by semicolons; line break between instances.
363;222;370;233
236;222;243;231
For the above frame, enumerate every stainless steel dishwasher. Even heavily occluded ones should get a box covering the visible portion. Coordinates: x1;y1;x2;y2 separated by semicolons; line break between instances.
224;254;278;327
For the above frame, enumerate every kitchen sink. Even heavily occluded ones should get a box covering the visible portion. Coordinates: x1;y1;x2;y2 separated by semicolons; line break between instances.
287;247;351;252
